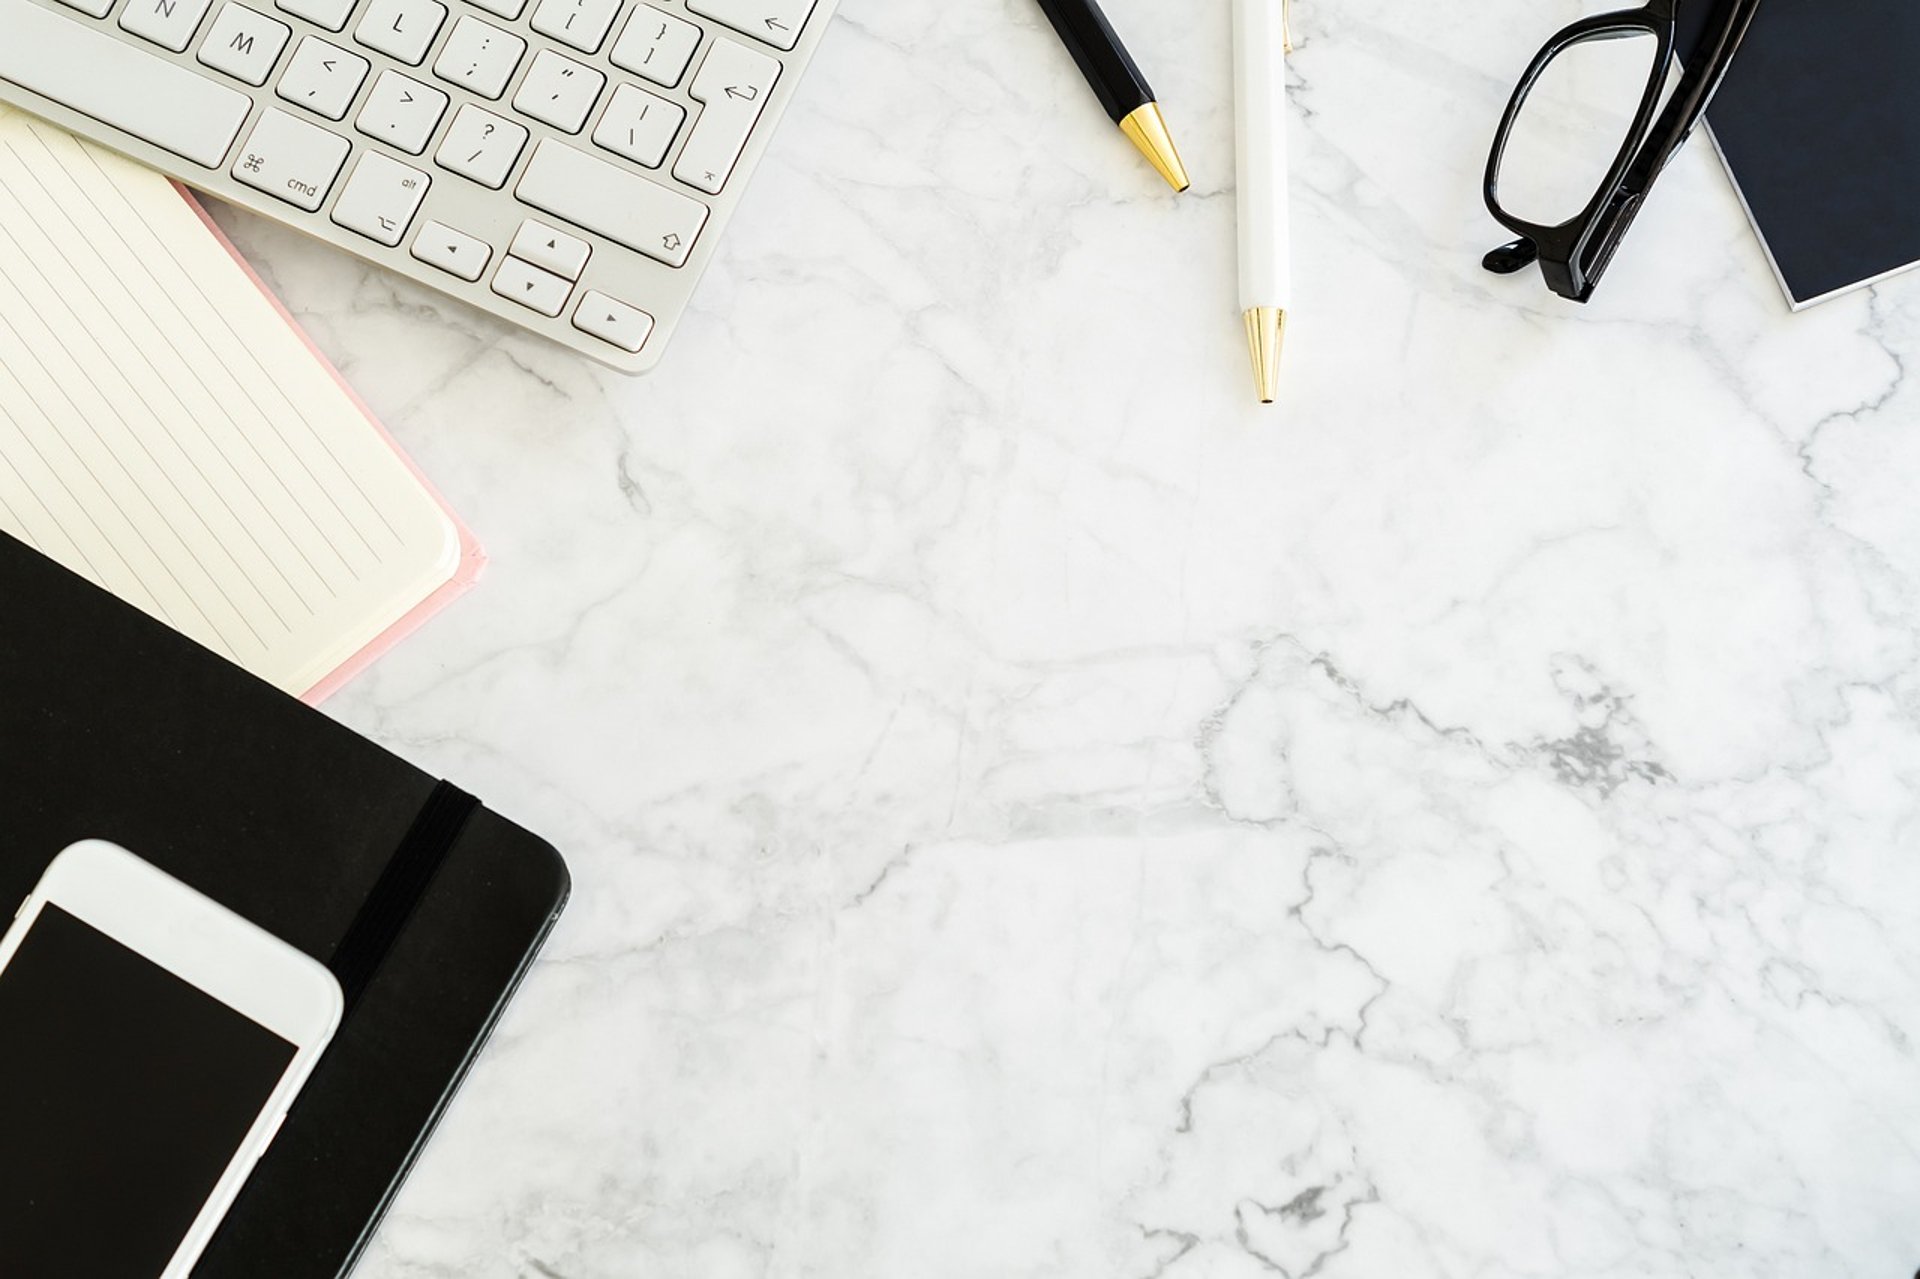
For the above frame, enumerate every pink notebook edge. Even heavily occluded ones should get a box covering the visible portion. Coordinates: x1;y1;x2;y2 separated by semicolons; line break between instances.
177;185;487;707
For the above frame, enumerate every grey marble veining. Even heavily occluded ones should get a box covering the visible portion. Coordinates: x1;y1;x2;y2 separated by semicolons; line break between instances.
209;0;1920;1273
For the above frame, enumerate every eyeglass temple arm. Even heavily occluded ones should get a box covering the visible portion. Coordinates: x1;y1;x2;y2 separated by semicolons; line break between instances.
1618;0;1763;196
1564;0;1759;292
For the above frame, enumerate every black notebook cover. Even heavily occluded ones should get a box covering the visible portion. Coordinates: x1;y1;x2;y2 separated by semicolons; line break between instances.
1682;0;1920;307
0;531;570;1277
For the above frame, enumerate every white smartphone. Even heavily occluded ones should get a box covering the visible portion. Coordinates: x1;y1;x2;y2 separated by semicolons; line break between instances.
0;840;343;1278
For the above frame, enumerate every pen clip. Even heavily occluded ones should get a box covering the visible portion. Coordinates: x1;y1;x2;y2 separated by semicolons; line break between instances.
1283;0;1295;54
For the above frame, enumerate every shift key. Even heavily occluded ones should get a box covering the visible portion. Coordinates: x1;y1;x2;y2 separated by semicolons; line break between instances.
516;140;707;268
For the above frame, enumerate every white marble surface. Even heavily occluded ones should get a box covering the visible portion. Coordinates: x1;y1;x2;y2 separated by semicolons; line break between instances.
208;0;1920;1273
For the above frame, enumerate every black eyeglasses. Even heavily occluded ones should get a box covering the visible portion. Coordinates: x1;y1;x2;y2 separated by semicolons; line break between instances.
1482;0;1762;302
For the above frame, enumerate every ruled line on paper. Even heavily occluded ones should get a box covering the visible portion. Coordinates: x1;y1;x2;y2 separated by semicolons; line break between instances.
76;136;402;550
0;171;288;637
0;189;260;653
0;105;460;695
15;139;321;618
0;305;202;643
20;132;361;600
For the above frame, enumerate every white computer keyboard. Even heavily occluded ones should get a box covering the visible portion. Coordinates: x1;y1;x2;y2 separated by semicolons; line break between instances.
0;0;835;372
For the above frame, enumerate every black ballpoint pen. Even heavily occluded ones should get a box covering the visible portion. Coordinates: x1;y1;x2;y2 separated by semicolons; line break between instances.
1032;0;1191;192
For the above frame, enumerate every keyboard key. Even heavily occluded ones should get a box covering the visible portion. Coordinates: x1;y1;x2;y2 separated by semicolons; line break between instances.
433;15;524;99
609;5;701;87
232;106;350;210
412;219;491;280
592;83;683;168
516;139;707;267
491;256;571;315
354;0;446;65
510;219;589;278
356;69;447;153
277;36;369;120
511;49;604;134
673;35;777;195
686;0;814;51
198;4;292;86
529;0;619;52
435;102;527;187
463;0;523;19
0;0;251;167
275;0;356;32
573;290;653;352
331;151;430;245
55;0;115;19
119;0;216;53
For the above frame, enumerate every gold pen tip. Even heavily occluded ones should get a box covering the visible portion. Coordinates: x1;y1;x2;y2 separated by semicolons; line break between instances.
1119;102;1190;192
1243;307;1286;404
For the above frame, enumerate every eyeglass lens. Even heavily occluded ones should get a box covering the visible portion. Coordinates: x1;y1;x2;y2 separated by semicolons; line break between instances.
1494;29;1660;228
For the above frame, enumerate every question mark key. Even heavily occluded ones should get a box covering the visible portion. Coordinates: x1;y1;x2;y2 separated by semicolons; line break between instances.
434;103;528;189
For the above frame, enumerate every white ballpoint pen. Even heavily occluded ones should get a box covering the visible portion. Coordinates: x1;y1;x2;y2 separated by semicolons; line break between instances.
1234;0;1292;403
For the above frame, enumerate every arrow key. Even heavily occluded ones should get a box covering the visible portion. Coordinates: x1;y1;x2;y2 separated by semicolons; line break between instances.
412;220;493;281
510;218;592;279
573;290;654;353
492;256;574;316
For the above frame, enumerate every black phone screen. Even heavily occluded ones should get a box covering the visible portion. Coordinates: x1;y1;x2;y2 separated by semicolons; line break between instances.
0;903;296;1277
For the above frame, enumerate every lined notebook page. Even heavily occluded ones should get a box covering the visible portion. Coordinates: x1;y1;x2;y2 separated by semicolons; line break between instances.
0;107;458;695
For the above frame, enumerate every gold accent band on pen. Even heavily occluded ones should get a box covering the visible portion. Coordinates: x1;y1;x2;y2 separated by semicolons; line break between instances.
1243;306;1286;404
1118;102;1190;193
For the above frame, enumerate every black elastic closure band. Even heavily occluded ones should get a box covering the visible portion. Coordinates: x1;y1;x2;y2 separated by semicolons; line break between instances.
329;780;479;1008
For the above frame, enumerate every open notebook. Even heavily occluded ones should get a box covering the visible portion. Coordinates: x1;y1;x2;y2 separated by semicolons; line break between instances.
0;106;478;700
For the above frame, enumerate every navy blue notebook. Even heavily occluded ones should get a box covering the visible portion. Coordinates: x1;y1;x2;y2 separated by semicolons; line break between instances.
1683;0;1920;307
